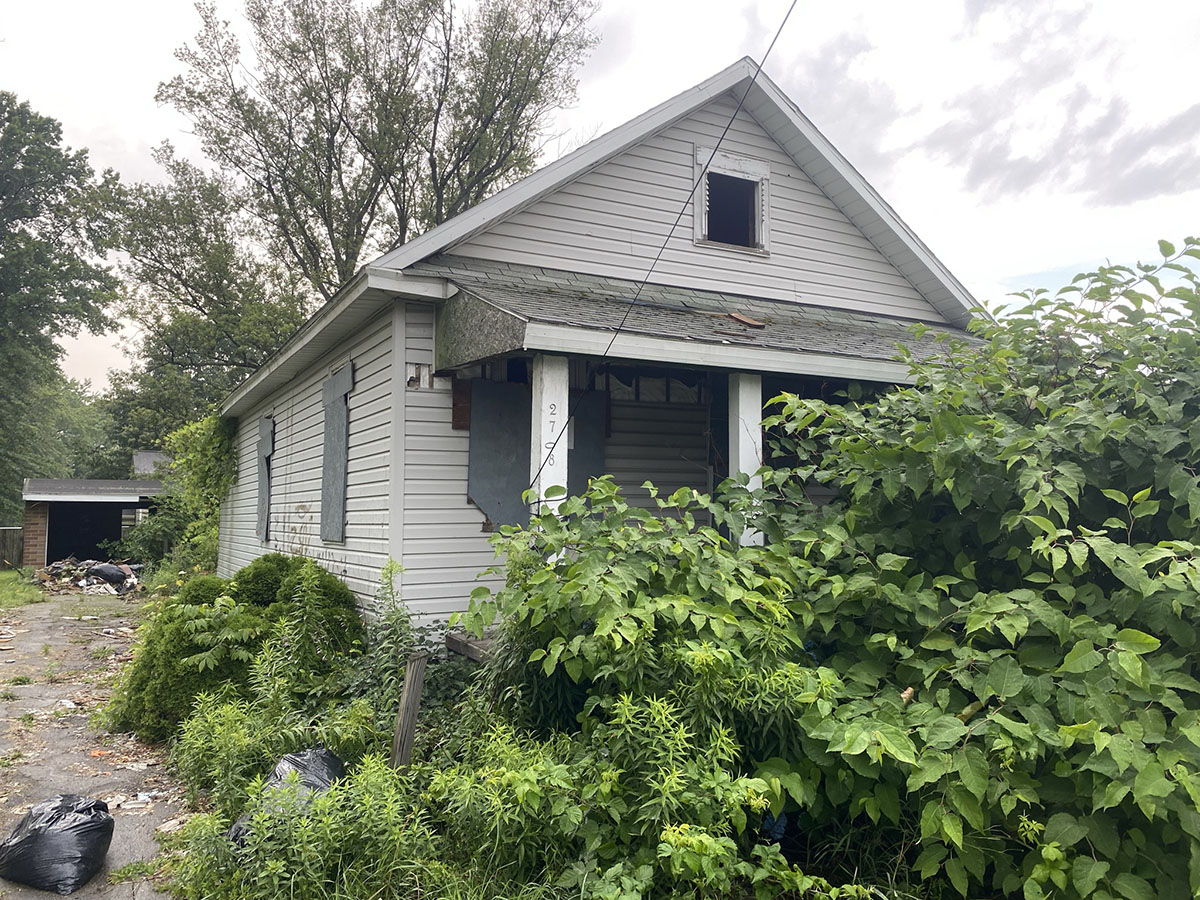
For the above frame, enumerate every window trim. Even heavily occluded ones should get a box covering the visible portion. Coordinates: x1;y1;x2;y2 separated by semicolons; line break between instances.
693;146;771;256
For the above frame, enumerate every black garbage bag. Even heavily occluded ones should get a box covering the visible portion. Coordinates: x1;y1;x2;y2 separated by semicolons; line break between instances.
228;749;345;844
0;795;113;895
85;564;126;585
271;748;345;791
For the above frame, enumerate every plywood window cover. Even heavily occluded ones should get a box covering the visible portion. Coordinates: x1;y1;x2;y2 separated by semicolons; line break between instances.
694;146;771;256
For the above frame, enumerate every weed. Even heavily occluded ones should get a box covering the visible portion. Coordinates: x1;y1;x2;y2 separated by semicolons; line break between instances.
41;642;51;656
0;571;43;610
17;712;35;726
7;675;32;685
90;645;117;660
108;858;161;883
42;663;66;684
0;689;17;701
0;750;23;768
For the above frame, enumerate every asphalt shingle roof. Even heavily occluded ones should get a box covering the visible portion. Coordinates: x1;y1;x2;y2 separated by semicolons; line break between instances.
410;256;976;365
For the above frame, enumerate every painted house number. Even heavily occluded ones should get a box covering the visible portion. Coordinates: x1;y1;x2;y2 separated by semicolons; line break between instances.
545;402;558;465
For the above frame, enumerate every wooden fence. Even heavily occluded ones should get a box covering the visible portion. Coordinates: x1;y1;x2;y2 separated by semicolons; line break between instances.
0;527;22;569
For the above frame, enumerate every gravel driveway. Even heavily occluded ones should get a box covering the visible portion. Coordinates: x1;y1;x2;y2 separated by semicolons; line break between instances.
0;595;184;898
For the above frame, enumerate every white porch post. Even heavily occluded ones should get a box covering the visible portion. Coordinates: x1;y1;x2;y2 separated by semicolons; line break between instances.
529;354;570;514
728;372;764;545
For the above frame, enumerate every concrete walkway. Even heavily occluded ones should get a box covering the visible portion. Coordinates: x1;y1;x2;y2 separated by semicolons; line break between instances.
0;595;183;898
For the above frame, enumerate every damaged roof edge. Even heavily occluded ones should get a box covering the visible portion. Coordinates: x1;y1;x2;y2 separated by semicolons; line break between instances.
522;322;918;384
219;267;458;419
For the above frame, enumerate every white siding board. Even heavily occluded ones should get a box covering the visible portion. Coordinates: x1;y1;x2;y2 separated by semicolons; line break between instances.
399;301;505;622
217;311;394;608
447;92;946;322
605;401;711;512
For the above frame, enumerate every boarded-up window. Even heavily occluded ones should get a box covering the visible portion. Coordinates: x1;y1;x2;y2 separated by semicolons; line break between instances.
256;416;274;541
321;362;355;542
466;379;606;527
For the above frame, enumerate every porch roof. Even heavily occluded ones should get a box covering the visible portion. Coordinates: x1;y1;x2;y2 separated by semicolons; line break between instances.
413;256;978;384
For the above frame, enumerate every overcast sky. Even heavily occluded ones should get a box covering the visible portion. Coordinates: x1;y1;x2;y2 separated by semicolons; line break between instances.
3;0;1198;388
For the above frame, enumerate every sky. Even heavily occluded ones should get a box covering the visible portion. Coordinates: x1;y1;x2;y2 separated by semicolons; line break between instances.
2;0;1198;388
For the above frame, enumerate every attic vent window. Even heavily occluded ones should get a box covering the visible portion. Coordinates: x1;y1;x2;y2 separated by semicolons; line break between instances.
695;146;770;255
707;173;757;247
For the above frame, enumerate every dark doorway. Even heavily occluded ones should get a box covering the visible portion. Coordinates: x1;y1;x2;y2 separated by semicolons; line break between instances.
46;502;123;562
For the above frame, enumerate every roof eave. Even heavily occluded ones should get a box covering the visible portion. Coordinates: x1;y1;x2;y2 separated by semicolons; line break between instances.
219;267;457;419
372;58;761;271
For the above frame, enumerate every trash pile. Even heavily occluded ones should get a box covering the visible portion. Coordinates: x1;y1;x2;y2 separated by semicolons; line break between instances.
33;558;142;596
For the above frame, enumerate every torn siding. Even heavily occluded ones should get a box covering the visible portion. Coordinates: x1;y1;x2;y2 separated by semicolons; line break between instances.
217;310;393;606
401;301;504;622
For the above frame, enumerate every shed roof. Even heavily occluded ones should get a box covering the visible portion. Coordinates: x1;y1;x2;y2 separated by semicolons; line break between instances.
22;479;163;503
417;256;978;383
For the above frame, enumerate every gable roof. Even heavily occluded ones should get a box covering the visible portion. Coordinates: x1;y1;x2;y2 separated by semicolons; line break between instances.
376;57;977;327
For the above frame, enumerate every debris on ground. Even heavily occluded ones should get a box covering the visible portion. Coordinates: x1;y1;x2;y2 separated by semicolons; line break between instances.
0;794;114;895
33;559;143;596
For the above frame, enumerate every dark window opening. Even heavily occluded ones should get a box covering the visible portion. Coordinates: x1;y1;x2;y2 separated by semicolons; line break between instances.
706;172;757;247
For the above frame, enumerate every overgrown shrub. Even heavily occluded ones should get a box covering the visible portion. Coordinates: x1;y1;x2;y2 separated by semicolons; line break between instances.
176;574;230;607
229;552;304;607
106;595;272;742
460;240;1200;899
171;559;406;815
108;556;363;743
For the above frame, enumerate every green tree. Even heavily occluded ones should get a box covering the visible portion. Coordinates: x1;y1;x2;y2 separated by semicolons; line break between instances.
105;148;312;450
0;93;116;522
158;0;597;299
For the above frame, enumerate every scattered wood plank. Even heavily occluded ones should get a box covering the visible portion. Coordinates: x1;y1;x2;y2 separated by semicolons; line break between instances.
389;652;429;768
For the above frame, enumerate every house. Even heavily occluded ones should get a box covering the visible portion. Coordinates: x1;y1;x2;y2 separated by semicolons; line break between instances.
216;57;977;621
22;479;163;568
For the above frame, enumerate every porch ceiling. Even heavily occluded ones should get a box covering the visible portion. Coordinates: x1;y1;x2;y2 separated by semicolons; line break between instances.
420;256;978;384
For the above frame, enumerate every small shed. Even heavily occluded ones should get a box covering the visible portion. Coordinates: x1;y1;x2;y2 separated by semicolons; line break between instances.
21;479;163;568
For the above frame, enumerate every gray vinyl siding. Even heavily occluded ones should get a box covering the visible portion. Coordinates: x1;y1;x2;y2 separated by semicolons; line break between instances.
217;311;393;606
605;401;711;511
448;91;945;323
400;301;504;622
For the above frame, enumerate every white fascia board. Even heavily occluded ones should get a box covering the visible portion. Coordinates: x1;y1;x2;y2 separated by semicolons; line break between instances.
219;268;457;418
372;58;760;271
522;322;916;385
747;74;979;326
23;494;145;503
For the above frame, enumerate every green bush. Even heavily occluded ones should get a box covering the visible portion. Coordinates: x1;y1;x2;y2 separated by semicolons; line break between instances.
458;240;1200;899
176;574;230;607
108;558;363;743
172;687;377;816
229;553;304;607
105;595;272;742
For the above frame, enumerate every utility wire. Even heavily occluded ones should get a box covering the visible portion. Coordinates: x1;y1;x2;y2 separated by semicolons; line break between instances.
527;0;800;502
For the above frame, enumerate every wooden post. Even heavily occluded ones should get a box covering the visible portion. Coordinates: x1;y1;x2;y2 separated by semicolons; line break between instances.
728;372;764;546
389;651;429;768
529;353;570;514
